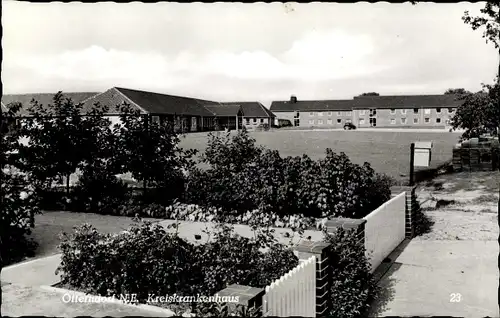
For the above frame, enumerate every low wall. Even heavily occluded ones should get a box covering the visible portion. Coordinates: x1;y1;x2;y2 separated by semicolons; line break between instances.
363;192;406;273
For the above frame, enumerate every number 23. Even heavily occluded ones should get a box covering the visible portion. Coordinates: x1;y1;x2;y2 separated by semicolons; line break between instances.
450;293;461;302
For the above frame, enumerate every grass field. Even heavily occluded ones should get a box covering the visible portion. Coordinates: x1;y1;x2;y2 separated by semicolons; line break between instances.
179;129;462;182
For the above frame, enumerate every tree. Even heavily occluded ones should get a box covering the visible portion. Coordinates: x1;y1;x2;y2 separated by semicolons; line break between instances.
358;92;380;96
450;87;499;139
463;2;500;79
444;88;471;95
18;92;87;194
112;104;197;204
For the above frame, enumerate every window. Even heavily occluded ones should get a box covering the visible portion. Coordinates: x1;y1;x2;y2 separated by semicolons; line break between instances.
318;119;324;125
152;116;160;124
253;118;257;123
318;112;323;117
360;110;366;115
327;119;333;125
413;118;419;124
401;109;407;114
309;119;314;125
436;108;441;113
346;111;352;116
359;119;365;125
309;112;314;116
413;108;419;114
327;112;332;116
425;118;430;123
390;109;396;115
260;118;264;123
436;118;441;123
336;111;341;116
390;118;396;125
401;118;407;124
337;119;342;124
346;119;352;123
245;118;250;125
448;108;455;113
424;109;431;115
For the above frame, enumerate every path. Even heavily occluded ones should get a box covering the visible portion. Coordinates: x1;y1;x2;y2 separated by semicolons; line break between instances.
370;171;499;317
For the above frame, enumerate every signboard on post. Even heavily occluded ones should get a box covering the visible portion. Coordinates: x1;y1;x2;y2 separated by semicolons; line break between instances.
409;141;433;186
413;141;433;167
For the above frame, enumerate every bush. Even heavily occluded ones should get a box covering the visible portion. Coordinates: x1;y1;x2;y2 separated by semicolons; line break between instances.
72;164;131;214
324;228;379;318
56;221;298;311
185;129;393;220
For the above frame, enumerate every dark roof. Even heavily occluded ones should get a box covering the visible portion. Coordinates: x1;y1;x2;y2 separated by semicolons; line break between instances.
351;94;463;109
270;94;464;111
221;102;275;118
204;104;242;117
270;99;356;112
114;87;216;117
1;92;100;116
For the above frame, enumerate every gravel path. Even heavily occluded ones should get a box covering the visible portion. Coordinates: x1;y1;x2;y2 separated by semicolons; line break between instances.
415;171;499;241
415;209;498;241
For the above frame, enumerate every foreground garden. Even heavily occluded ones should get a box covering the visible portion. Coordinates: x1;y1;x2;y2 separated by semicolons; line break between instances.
2;94;399;316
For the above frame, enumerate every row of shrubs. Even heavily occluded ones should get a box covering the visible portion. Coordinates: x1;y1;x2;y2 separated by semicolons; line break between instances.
184;130;393;219
38;129;393;222
57;220;378;317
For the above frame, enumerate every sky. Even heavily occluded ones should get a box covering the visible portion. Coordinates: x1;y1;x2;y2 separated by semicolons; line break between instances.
2;1;498;107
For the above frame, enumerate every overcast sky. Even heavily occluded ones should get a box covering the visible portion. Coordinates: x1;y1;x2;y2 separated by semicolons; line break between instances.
2;1;498;106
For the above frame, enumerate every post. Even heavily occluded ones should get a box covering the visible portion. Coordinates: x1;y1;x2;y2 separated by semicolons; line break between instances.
235;115;238;132
409;143;415;186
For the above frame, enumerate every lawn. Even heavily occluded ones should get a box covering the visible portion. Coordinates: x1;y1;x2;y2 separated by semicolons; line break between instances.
179;129;462;182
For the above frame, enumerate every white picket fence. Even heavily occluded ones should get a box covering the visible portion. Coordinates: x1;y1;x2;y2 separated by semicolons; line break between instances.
262;255;316;317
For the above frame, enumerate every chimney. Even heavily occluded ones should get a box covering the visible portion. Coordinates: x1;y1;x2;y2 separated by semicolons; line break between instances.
290;95;297;103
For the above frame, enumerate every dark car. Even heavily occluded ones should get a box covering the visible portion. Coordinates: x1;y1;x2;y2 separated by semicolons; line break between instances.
343;122;357;130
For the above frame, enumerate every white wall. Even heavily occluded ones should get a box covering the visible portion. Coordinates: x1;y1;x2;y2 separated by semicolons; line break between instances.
363;192;406;273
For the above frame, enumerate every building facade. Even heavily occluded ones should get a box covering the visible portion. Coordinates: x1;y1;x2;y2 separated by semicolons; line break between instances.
270;94;461;129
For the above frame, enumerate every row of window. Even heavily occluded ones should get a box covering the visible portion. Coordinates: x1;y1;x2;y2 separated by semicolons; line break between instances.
308;111;353;117
245;118;266;124
357;118;451;125
308;119;353;125
304;108;456;117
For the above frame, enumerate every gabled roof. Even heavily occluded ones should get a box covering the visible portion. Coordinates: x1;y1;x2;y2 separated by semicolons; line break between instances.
1;92;100;116
220;102;275;118
114;87;216;117
270;94;464;111
204;104;243;117
270;99;356;112
351;94;463;109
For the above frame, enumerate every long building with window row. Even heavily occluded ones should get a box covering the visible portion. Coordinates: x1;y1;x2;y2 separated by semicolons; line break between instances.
270;94;462;129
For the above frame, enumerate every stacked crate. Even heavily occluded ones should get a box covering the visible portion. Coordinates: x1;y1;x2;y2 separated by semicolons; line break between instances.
452;144;462;171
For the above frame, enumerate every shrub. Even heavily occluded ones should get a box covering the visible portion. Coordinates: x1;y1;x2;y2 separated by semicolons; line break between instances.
186;129;393;220
323;228;379;318
56;221;298;311
72;167;131;214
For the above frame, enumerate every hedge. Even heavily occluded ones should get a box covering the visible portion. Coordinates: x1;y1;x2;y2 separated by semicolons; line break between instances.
56;221;298;314
184;129;393;219
57;220;379;317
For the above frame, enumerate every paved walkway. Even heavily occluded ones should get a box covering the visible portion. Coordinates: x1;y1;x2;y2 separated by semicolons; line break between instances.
370;240;498;317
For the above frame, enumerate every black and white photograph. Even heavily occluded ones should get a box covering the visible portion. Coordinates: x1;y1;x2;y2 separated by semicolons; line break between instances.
1;1;499;317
